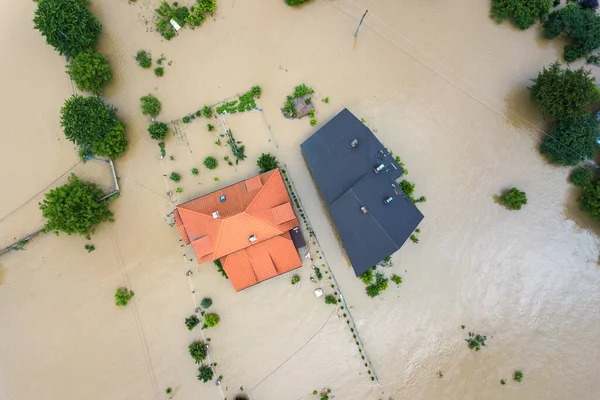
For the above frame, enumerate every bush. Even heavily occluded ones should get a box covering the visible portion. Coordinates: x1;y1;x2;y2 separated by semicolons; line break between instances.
514;371;524;382
325;294;337;305
530;62;600;121
169;172;181;182
60;95;127;159
185;315;200;331
257;153;279;173
466;332;487;351
191;167;199;175
115;287;134;307
490;0;554;30
201;297;212;309
391;274;402;285
39;174;113;237
148;122;169;140
540;115;599;166
579;180;600;219
204;313;220;328
154;67;164;77
33;0;102;59
204;156;218;169
135;50;152;68
291;274;300;285
543;4;600;62
189;341;207;363
66;50;112;93
570;167;594;186
359;268;374;285
499;187;528;210
197;365;214;382
140;94;162;117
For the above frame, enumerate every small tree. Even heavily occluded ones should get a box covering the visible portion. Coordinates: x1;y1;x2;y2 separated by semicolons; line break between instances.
540;115;599;166
33;0;102;59
257;153;279;173
60;95;127;159
579;180;600;220
204;156;218;170
148;122;169;140
39;174;113;237
490;0;554;30
115;287;134;307
570;167;594;186
204;313;220;328
543;4;600;62
66;50;112;93
189;341;208;363
185;315;200;331
530;62;600;121
197;364;214;382
499;187;528;210
200;297;212;309
140;94;162;117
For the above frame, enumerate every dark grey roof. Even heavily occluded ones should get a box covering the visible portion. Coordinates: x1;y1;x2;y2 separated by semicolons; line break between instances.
301;108;424;276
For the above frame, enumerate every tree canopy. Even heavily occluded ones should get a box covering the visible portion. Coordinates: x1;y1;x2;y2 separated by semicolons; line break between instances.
530;62;600;121
60;95;127;159
256;153;279;173
540;115;599;166
33;0;102;59
543;3;600;62
66;50;112;93
490;0;554;30
39;173;113;237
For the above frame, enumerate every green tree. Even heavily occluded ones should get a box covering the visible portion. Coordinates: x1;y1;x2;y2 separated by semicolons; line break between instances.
570;167;594;186
530;62;600;121
114;287;134;307
204;313;220;327
60;95;127;159
579;180;600;219
39;173;113;237
189;341;207;363
197;365;214;382
499;187;528;210
257;153;279;173
66;50;112;93
33;0;102;59
204;156;218;169
148;122;169;140
140;94;162;117
540;116;599;166
543;3;600;62
490;0;554;30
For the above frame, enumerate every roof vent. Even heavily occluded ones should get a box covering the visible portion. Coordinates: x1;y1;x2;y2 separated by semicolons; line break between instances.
212;211;220;219
248;234;257;243
374;164;385;174
360;206;368;214
350;139;358;148
219;195;226;202
384;197;393;204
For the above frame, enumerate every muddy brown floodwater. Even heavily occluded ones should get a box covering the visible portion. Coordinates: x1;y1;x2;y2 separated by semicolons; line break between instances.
1;0;600;399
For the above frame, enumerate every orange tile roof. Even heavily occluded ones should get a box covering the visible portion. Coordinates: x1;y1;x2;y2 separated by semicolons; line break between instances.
175;169;302;291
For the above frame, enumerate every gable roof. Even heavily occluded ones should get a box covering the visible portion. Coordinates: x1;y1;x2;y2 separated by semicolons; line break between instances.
174;169;302;291
300;108;424;276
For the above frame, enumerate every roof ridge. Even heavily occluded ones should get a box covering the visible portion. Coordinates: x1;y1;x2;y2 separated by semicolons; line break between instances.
244;170;277;212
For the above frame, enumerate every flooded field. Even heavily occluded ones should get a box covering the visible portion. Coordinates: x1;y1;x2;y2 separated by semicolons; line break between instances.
1;0;599;399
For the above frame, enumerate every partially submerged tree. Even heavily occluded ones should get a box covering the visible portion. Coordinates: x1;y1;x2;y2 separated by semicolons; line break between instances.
490;0;554;30
60;95;127;159
39;173;113;237
33;0;102;59
530;62;600;121
140;94;162;118
499;187;528;210
257;153;279;173
66;50;112;93
540;116;599;166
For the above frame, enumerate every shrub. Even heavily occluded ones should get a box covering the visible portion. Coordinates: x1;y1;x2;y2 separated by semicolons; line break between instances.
514;371;524;382
39;174;113;237
201;297;212;309
466;332;487;351
66;50;112;93
490;0;554;30
540;115;599;166
154;67;164;77
257;153;279;173
202;105;213;118
197;365;214;382
148;122;169;140
204;156;218;169
214;259;228;278
359;269;374;285
189;341;208;363
204;313;220;328
115;287;134;307
60;95;127;159
391;274;402;285
570;167;594;186
291;274;300;285
530;62;600;120
499;188;527;210
543;4;600;62
325;294;337;305
135;50;152;68
140;94;162;117
207;124;215;131
191;167;199;175
169;172;181;182
33;0;102;59
185;315;200;330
